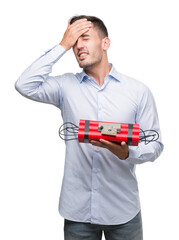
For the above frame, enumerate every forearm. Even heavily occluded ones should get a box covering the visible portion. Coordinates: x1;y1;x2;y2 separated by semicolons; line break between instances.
15;44;66;100
126;141;164;164
127;86;164;164
15;19;92;104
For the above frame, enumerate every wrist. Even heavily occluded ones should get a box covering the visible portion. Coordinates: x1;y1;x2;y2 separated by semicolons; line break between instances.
117;149;129;160
59;41;71;51
125;150;129;159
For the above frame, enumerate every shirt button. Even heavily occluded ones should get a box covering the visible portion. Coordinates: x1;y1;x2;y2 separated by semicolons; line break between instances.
95;149;99;152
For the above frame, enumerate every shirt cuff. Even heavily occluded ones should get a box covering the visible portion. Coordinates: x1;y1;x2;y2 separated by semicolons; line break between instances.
45;44;67;61
125;146;140;164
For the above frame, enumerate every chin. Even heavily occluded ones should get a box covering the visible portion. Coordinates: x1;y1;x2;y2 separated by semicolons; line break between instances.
79;62;90;69
78;60;96;69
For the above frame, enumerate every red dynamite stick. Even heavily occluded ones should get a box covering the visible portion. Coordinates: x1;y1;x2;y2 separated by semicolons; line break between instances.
78;119;140;146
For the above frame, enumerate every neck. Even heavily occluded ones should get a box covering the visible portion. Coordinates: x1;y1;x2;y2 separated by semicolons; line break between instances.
84;56;111;87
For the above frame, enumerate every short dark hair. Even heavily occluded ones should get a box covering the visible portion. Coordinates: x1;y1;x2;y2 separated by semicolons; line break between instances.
69;15;108;38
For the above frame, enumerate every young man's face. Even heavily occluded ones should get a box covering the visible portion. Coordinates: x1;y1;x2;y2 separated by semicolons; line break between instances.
73;25;105;69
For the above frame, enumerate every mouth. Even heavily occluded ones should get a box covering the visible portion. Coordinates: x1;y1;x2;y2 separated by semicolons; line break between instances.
78;52;88;60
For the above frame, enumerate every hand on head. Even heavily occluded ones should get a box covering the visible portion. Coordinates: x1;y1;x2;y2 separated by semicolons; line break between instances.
60;19;92;51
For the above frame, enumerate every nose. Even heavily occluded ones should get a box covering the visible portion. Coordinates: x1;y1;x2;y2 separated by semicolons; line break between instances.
76;37;85;50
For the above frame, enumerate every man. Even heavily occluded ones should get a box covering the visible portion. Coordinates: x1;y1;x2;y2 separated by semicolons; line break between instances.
15;15;163;240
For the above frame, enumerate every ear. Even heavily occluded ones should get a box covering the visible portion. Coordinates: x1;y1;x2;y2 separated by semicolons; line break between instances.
102;37;111;51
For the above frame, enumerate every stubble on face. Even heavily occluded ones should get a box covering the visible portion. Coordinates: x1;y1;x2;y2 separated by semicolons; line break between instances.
78;48;103;69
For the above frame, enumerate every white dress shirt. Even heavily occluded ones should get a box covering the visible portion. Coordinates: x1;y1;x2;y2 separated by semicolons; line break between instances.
15;44;164;225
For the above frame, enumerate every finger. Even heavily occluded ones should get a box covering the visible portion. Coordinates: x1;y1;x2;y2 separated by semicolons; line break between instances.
70;18;88;26
98;139;119;150
99;139;113;146
70;20;92;31
121;141;129;150
70;20;89;31
73;24;92;36
90;140;101;145
90;140;106;148
99;139;121;149
78;26;90;36
71;25;91;42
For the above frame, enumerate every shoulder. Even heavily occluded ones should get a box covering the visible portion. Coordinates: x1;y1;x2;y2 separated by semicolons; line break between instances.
55;72;78;84
54;72;83;94
119;72;148;92
117;72;154;105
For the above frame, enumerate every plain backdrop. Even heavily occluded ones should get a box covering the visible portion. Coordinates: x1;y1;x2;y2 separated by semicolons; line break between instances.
1;0;178;239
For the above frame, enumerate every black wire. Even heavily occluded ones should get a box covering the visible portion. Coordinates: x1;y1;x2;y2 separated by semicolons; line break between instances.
59;122;79;141
139;129;159;145
60;127;78;134
59;122;79;130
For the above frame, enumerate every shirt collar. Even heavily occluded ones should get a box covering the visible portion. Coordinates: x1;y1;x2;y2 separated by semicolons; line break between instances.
77;63;121;83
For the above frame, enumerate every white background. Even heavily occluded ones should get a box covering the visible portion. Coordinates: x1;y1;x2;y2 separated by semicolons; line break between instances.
1;0;178;239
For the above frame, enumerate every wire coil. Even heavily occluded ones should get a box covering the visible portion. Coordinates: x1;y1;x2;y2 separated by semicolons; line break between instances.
59;122;79;141
139;129;159;144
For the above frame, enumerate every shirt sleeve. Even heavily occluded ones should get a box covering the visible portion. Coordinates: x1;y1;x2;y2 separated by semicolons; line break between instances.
15;44;66;108
126;86;164;164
